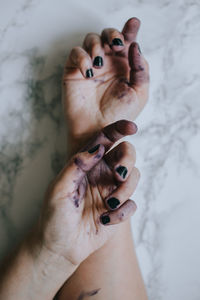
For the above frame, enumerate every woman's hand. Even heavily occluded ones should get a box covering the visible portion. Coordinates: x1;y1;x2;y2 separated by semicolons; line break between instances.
63;18;149;152
0;120;140;300
38;120;140;266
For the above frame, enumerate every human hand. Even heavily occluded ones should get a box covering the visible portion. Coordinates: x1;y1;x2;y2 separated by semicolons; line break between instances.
63;18;149;152
37;120;140;266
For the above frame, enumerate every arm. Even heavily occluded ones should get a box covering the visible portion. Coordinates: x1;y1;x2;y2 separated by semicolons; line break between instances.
0;121;139;300
58;17;149;300
0;229;76;300
58;140;147;300
58;221;147;300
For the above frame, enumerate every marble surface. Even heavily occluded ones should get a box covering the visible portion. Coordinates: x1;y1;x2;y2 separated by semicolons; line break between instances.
1;0;200;299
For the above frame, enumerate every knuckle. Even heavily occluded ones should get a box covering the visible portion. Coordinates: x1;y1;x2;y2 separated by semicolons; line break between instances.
117;211;126;222
111;29;120;37
134;167;141;180
80;56;90;67
85;32;95;40
125;142;136;159
91;42;101;54
70;46;81;56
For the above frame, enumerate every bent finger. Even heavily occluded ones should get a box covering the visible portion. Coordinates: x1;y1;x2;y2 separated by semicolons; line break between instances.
100;199;137;225
66;46;94;79
105;167;140;210
101;28;125;52
83;33;105;68
104;141;136;182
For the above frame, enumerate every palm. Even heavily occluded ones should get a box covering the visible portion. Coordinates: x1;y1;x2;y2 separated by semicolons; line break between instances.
63;52;142;139
69;159;117;263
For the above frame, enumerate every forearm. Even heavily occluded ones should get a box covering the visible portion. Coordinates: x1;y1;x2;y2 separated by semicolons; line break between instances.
0;227;77;300
58;221;147;300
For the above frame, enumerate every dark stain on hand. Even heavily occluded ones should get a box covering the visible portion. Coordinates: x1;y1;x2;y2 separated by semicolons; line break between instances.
77;288;101;300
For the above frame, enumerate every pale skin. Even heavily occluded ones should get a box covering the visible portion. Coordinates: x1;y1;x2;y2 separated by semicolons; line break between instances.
0;17;149;300
63;17;149;154
0;121;140;299
59;17;149;299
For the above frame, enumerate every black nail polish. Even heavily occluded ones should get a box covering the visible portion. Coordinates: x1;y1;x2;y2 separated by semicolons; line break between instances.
88;144;100;154
86;68;93;78
101;215;110;225
112;38;124;46
116;166;128;179
107;197;120;209
138;44;142;54
93;56;103;67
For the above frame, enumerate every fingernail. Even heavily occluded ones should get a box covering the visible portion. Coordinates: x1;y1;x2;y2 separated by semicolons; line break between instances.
93;56;103;67
138;44;142;54
86;68;94;78
112;38;124;46
116;166;128;179
88;144;100;154
100;215;110;225
107;197;120;209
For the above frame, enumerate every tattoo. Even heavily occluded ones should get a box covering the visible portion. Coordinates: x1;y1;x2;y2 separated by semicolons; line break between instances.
77;288;101;300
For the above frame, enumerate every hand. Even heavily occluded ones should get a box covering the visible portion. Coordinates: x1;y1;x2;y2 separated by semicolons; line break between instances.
63;18;149;151
38;120;140;265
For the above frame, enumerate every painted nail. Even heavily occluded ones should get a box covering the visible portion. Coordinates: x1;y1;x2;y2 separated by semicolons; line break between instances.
88;144;100;154
86;68;94;78
138;44;142;54
93;56;103;67
112;38;124;46
107;197;120;209
100;215;110;225
116;166;128;179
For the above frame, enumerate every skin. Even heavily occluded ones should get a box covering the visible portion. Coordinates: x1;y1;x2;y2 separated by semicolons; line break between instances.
63;17;149;154
0;121;139;300
77;288;101;300
59;18;149;300
0;18;149;300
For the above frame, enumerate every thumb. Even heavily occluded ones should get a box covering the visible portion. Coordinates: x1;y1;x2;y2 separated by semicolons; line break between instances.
128;42;149;101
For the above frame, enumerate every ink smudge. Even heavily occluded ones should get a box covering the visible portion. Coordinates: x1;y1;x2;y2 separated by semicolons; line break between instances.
77;288;101;300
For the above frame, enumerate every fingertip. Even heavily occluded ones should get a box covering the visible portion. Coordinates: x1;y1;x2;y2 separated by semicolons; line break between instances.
126;17;141;28
128;199;137;213
122;17;141;42
100;214;110;225
85;68;94;79
110;38;125;52
115;120;138;135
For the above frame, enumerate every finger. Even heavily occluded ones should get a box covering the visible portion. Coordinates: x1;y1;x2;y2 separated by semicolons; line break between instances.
58;144;105;192
105;167;140;210
82;120;138;153
83;33;105;69
122;17;141;42
100;199;137;225
104;141;136;182
128;42;149;100
101;28;125;52
66;46;94;79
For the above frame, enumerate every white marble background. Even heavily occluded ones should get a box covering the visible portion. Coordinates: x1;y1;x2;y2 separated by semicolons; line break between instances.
1;0;200;299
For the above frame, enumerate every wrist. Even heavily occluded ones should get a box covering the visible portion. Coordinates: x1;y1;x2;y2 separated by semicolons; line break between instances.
24;226;77;299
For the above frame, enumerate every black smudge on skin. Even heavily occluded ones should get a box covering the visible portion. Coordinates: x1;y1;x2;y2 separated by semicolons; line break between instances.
73;196;80;208
74;157;87;170
77;288;101;300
